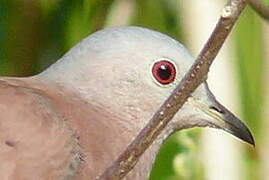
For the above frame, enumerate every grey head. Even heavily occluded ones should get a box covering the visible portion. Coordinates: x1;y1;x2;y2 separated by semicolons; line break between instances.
40;26;254;145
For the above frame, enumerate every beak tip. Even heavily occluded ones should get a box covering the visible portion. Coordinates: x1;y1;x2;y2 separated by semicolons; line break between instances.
242;136;255;147
245;133;255;147
235;127;255;147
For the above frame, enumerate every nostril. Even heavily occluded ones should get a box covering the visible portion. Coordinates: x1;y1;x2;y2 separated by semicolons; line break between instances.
209;106;225;114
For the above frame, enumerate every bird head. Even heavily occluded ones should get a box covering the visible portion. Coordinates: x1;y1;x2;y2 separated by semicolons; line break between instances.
41;26;254;145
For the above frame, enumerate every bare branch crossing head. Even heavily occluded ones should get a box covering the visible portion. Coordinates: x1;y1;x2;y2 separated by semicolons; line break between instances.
43;26;254;145
0;26;254;180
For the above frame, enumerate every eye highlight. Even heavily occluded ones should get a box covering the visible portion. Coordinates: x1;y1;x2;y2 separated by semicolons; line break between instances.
152;60;176;85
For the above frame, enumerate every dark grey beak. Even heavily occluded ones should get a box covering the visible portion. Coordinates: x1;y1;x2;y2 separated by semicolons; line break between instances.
189;84;255;146
206;99;255;146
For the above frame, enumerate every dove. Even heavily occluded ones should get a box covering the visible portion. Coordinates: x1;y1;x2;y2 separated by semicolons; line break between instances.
0;26;254;180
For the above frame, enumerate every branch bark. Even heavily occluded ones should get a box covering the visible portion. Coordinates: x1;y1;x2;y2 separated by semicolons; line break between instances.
246;0;269;22
95;0;247;179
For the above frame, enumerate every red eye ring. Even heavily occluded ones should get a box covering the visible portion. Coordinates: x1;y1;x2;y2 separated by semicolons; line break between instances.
151;60;176;85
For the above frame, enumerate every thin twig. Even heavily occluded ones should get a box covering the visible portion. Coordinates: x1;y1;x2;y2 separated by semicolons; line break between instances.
246;0;269;22
95;0;246;179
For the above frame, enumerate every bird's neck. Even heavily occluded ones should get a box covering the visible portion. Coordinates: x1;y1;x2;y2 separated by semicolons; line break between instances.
26;76;176;180
0;77;177;180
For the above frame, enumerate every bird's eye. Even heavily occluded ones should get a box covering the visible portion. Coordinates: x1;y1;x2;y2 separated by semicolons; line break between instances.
152;60;176;85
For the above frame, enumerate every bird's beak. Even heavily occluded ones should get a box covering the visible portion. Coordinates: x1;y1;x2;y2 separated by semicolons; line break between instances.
188;86;255;146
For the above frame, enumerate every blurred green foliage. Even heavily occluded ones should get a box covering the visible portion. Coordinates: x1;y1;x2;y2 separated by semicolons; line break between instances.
150;130;204;180
235;7;265;139
235;6;265;180
0;0;115;75
0;1;266;180
131;0;182;39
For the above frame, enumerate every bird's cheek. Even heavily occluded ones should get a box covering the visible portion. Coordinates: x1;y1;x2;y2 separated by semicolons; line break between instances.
170;102;210;131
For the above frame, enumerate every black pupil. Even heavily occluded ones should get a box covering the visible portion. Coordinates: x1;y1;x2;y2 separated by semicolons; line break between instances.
157;64;171;80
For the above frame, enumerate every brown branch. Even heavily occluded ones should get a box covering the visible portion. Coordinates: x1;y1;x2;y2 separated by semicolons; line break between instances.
246;0;269;22
95;0;247;180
